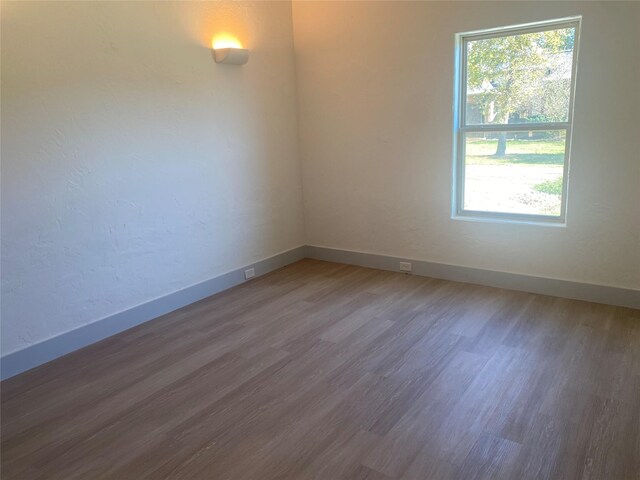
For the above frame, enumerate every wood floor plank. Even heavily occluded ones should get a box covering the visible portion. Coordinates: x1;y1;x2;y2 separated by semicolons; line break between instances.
455;432;522;480
360;350;489;477
2;259;638;479
402;452;459;480
510;413;579;480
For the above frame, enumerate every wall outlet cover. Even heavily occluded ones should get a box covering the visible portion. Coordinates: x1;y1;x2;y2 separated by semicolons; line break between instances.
399;262;412;273
244;268;256;280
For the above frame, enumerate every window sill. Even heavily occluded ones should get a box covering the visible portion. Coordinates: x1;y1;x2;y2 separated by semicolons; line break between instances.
452;213;567;228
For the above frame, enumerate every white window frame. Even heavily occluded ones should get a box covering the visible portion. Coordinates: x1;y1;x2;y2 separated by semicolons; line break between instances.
452;17;581;225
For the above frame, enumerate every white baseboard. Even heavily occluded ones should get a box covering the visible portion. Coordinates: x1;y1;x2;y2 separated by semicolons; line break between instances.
3;243;637;380
0;246;306;380
305;245;640;310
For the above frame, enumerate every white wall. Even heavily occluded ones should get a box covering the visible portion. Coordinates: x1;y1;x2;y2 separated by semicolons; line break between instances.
2;1;638;358
292;1;640;290
1;1;304;355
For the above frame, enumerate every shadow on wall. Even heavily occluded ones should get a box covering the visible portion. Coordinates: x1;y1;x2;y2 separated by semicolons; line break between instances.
1;1;303;356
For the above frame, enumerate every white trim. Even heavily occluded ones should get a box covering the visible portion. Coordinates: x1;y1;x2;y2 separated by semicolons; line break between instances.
453;17;582;224
454;209;566;226
0;246;306;380
562;18;582;224
451;214;566;227
461;123;569;133
305;245;640;310
3;243;637;381
458;17;582;41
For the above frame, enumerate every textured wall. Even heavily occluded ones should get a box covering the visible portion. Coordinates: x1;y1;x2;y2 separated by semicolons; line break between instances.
293;1;640;290
2;1;639;358
1;1;304;354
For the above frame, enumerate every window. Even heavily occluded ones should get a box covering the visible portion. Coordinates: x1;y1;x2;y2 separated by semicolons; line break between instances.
453;17;580;224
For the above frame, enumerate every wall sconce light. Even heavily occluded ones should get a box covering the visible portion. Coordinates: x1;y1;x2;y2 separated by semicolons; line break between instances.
213;47;249;65
212;35;249;65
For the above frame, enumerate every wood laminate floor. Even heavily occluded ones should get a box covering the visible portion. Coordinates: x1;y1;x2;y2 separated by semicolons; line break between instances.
1;260;639;480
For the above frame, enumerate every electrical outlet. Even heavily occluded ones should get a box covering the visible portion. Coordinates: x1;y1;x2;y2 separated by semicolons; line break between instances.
244;268;255;280
399;262;412;273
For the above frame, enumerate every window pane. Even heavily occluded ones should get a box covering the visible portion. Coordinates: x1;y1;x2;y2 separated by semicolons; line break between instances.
463;131;566;216
465;27;575;125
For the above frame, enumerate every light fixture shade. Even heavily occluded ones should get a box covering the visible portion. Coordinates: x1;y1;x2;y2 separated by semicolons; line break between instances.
213;48;249;65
